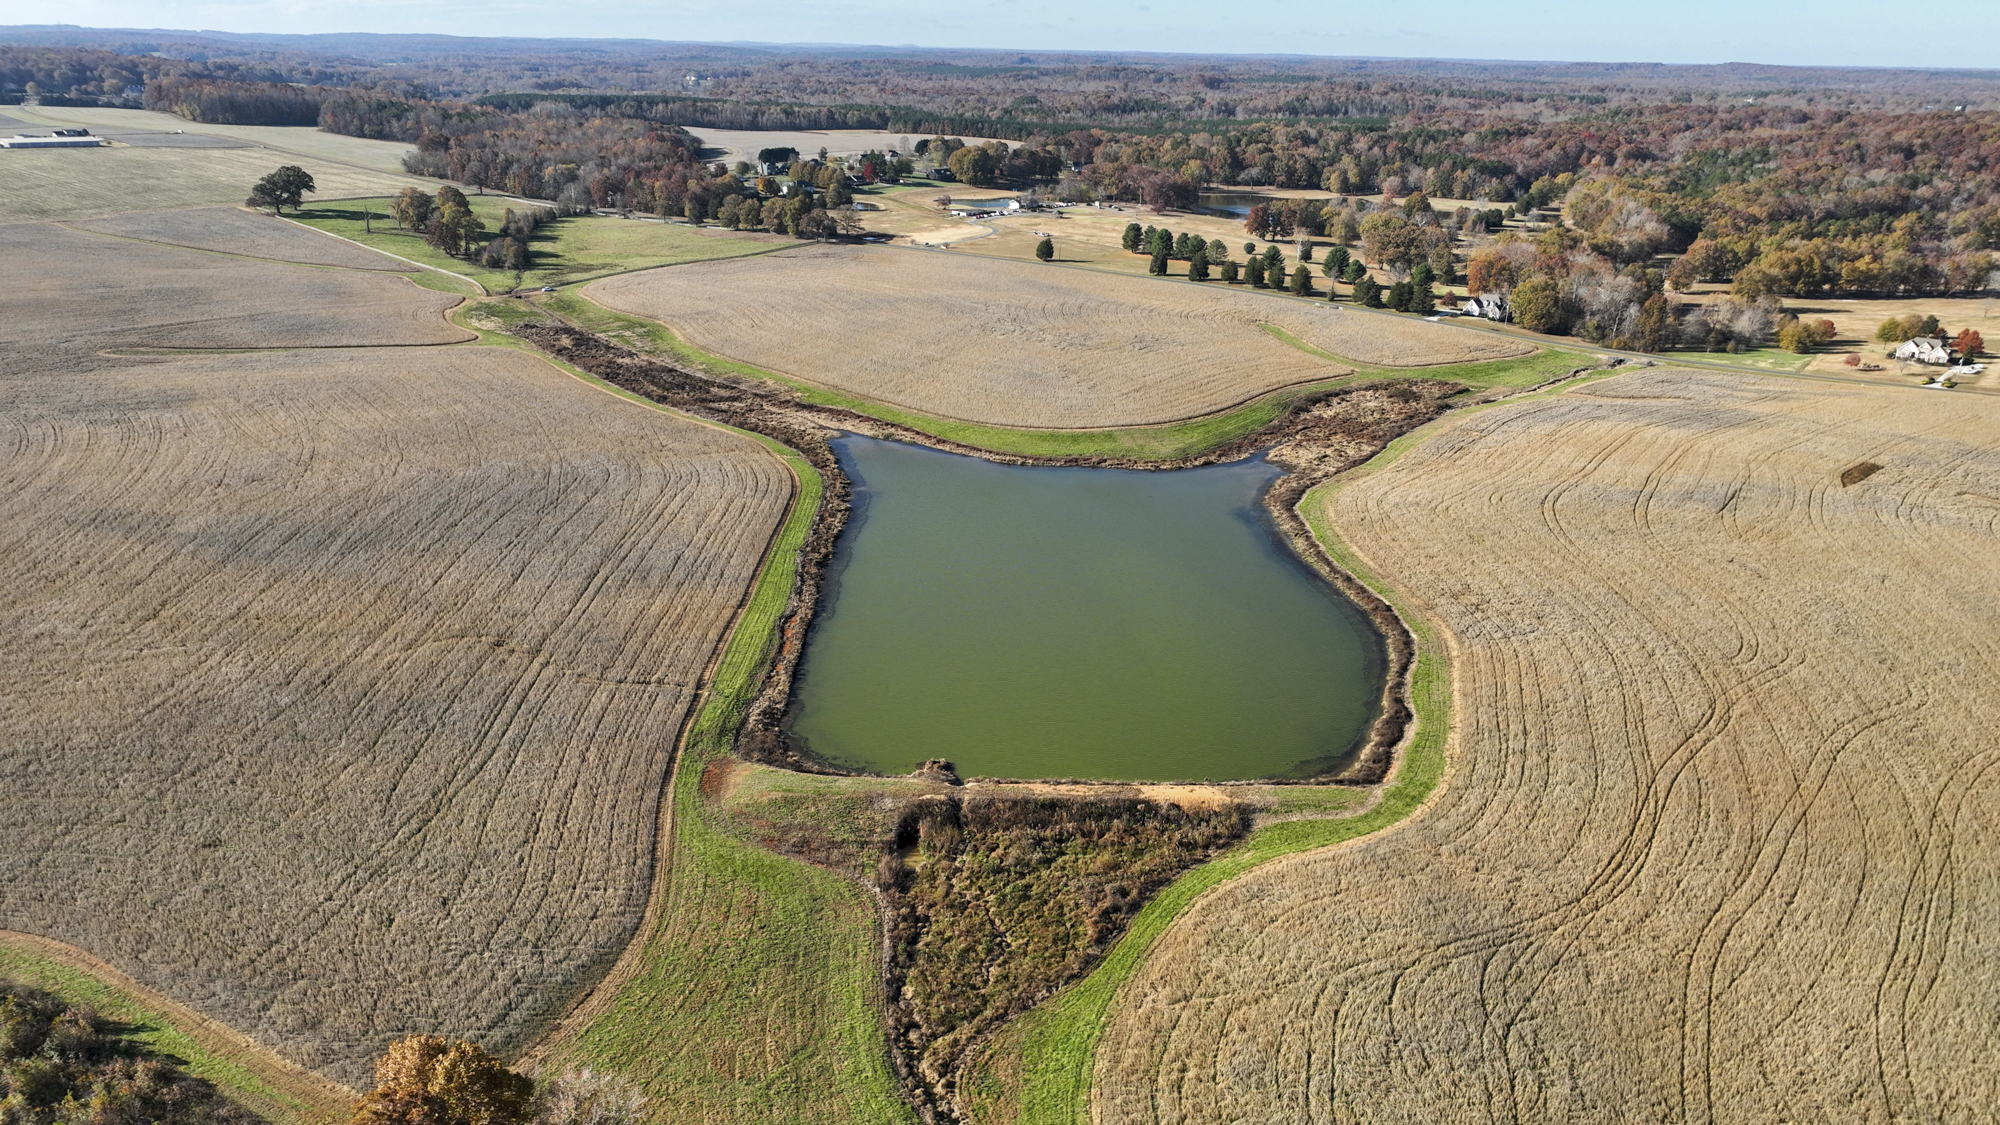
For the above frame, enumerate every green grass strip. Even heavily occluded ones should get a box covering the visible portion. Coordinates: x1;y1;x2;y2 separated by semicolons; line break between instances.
1258;322;1593;389
0;946;328;1124
291;202;790;295
506;360;910;1123
1000;420;1459;1125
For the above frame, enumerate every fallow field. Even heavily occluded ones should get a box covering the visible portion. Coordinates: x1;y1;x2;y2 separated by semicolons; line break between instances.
0;106;431;222
1;210;801;1091
72;205;420;271
1;223;468;374
1092;368;2000;1123
586;244;1531;429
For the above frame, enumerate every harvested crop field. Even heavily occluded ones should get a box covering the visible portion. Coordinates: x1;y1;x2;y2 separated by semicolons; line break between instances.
71;206;416;271
11;106;419;174
1095;368;2000;1122
0;146;427;223
1276;308;1532;367
0;344;795;1086
0;224;466;373
587;244;1530;428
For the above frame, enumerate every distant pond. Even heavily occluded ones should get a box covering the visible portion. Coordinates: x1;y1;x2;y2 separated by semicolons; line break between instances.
1196;192;1276;218
786;436;1385;782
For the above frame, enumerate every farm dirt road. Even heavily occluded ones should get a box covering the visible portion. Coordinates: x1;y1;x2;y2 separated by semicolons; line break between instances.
1094;367;2000;1123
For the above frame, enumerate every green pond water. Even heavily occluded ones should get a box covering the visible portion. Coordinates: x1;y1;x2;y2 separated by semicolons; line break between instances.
787;436;1385;782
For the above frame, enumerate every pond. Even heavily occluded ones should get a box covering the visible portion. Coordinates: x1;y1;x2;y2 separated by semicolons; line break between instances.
1197;192;1275;218
786;436;1385;782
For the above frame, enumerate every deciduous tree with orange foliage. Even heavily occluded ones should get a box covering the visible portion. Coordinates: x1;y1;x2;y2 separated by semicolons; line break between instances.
352;1037;534;1125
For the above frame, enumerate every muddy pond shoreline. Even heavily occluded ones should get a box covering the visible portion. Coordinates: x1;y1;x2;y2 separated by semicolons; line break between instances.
787;436;1386;781
513;316;1580;786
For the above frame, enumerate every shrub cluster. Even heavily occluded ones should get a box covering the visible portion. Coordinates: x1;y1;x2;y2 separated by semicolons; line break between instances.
878;796;1247;1116
0;981;258;1124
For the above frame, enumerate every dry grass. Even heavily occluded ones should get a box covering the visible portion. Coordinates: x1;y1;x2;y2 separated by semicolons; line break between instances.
0;108;432;223
1093;367;2000;1123
10;106;420;174
1277;307;1532;367
0;342;795;1088
587;245;1526;428
71;206;415;271
0;147;431;222
0;224;467;372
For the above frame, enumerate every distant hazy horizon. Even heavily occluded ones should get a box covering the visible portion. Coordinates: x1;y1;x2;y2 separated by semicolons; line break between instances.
7;1;2000;71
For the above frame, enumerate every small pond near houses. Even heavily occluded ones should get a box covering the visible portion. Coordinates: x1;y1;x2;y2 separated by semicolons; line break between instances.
786;436;1385;781
1196;192;1275;218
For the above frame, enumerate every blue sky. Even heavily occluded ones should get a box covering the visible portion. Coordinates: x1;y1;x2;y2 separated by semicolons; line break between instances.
12;0;2000;69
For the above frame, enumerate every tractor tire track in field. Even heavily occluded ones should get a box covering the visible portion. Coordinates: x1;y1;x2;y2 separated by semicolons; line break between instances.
585;243;1531;430
0;342;793;1088
1093;368;2000;1124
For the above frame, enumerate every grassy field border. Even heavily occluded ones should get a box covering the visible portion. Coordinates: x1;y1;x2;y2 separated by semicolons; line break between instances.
542;289;1579;460
475;323;911;1122
1258;322;1594;387
479;295;1620;1123
0;934;353;1125
289;203;797;297
975;366;1630;1124
981;417;1456;1125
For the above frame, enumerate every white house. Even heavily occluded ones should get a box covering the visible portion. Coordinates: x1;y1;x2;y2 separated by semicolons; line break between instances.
1462;294;1510;321
1895;337;1954;365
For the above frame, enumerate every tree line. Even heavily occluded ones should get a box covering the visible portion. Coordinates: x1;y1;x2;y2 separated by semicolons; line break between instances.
143;77;329;126
1119;218;1430;308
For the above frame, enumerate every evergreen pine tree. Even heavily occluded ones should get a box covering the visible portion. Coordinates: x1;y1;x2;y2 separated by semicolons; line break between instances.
1410;280;1436;314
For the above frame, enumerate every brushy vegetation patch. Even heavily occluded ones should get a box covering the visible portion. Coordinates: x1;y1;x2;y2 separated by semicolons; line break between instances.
0;943;342;1125
880;797;1246;1123
0;981;260;1124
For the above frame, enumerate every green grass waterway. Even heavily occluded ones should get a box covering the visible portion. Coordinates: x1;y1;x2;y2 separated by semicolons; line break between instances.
789;435;1384;781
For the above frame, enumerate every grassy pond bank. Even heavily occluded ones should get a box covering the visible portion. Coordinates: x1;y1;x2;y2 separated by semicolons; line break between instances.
787;435;1386;781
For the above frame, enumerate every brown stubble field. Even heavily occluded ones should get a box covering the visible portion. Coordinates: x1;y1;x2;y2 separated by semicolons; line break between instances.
0;224;468;375
71;206;418;271
1093;368;2000;1122
0;211;797;1087
586;244;1528;428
